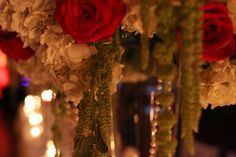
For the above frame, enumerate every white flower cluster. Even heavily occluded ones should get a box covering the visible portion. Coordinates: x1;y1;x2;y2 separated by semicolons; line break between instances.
201;59;236;109
122;0;158;36
0;0;123;105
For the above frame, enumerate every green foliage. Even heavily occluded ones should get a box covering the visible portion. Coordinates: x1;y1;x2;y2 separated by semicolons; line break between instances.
156;93;174;107
153;0;179;156
153;0;203;155
158;139;177;157
155;64;177;81
179;0;203;154
73;39;121;157
158;110;176;132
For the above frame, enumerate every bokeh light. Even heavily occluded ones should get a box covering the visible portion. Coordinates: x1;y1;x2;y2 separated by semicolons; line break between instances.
45;140;57;157
29;113;43;125
30;126;43;138
41;89;54;102
20;77;30;87
0;50;7;67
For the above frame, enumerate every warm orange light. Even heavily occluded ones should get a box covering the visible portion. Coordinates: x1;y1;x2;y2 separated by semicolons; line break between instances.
0;50;7;67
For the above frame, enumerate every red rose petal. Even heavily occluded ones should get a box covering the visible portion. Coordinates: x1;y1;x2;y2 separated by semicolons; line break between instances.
202;38;235;61
202;20;221;40
201;2;235;61
0;32;34;62
54;0;126;43
203;2;228;15
203;18;233;52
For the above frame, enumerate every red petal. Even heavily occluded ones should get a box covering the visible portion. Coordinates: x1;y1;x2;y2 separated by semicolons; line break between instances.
0;32;34;61
202;38;235;61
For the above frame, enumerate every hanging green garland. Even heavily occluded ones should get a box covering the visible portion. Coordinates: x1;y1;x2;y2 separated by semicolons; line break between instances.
152;1;179;156
73;38;121;157
179;0;203;154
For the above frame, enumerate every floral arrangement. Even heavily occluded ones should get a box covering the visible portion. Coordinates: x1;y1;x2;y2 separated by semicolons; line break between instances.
0;0;236;156
201;0;236;109
0;0;126;105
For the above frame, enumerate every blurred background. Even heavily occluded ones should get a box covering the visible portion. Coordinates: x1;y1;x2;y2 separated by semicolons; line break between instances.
1;33;236;157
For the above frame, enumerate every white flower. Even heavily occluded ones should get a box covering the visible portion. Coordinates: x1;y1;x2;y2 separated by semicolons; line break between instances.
11;12;25;33
122;0;158;36
49;60;90;105
7;0;55;49
61;44;97;67
17;56;51;84
0;0;13;31
9;0;31;12
41;25;97;70
201;59;236;109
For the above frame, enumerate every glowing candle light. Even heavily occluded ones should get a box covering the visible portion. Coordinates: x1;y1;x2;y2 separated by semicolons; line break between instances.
29;113;43;125
30;126;43;138
41;89;55;102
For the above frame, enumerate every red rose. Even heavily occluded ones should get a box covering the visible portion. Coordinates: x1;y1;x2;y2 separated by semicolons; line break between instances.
202;3;235;61
0;31;34;62
54;0;126;43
